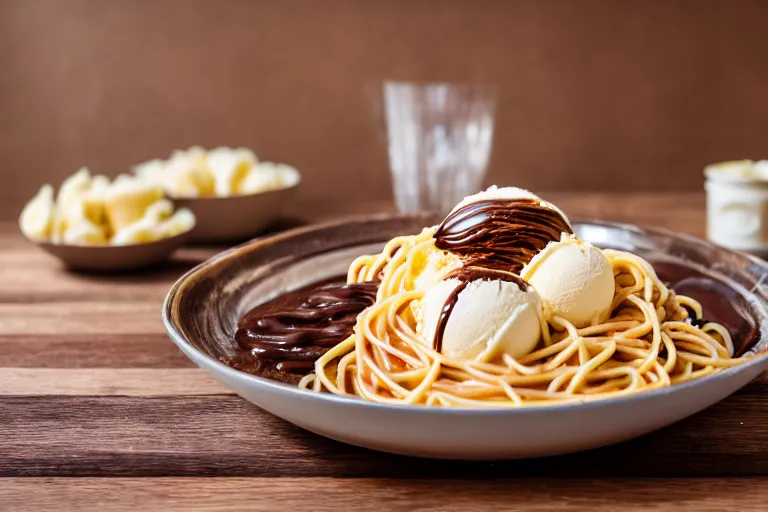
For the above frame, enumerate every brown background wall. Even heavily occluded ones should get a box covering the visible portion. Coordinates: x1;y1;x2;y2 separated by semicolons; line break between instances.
1;0;767;219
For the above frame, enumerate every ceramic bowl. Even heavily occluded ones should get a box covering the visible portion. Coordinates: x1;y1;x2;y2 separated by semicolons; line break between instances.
31;229;191;272
163;215;768;460
174;182;300;244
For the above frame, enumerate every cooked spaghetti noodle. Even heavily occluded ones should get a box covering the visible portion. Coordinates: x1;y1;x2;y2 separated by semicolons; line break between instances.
299;226;748;407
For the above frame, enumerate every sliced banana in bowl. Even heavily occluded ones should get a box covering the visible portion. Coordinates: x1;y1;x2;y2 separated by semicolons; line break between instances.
19;168;195;272
132;146;301;243
19;184;56;242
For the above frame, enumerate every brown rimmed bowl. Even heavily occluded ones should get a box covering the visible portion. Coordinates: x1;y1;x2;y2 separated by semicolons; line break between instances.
163;215;768;459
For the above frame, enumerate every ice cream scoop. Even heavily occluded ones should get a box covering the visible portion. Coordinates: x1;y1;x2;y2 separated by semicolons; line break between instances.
434;186;573;274
418;268;543;362
451;185;570;223
521;235;615;328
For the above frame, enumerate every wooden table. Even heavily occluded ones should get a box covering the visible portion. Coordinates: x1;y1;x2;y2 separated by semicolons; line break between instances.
1;192;767;511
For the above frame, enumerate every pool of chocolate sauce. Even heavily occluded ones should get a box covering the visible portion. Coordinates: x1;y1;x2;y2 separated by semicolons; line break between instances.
230;258;760;384
652;260;759;357
233;277;377;384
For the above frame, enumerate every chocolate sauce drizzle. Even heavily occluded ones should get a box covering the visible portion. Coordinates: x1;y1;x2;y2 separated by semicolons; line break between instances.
234;280;378;381
433;267;531;353
434;198;573;274
682;304;709;329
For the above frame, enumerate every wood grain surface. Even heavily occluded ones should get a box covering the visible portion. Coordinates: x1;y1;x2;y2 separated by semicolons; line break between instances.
2;478;768;512
1;193;767;511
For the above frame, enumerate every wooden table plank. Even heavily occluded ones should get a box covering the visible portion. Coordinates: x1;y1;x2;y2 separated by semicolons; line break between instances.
1;477;767;512
2;385;767;478
0;369;230;396
0;334;193;368
0;302;167;335
0;264;195;302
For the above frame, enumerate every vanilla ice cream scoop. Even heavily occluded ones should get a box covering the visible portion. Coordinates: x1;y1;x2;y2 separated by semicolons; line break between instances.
434;186;573;274
521;235;614;328
418;268;543;362
451;185;570;225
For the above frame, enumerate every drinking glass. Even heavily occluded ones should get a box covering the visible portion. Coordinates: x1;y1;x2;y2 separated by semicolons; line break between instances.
382;81;497;215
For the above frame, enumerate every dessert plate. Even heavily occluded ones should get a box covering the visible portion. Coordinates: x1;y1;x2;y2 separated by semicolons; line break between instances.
163;215;768;459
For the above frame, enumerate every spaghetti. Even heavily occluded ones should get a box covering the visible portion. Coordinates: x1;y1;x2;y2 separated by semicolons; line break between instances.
299;226;749;407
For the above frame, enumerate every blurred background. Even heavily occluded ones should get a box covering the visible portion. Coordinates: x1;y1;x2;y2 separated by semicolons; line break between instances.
2;0;767;219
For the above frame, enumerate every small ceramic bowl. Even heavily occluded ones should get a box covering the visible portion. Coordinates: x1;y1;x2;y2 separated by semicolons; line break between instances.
163;215;768;460
30;229;191;272
174;181;300;244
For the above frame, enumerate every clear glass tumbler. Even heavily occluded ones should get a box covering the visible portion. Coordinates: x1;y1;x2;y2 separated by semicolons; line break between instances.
383;81;497;215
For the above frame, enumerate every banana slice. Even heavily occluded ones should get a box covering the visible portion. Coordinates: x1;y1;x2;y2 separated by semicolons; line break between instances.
208;147;254;197
90;174;110;193
51;213;68;244
143;199;174;222
53;199;97;244
104;174;164;232
110;220;160;246
133;159;165;185
209;146;257;165
157;208;195;238
81;174;111;228
19;184;56;240
162;147;215;198
238;162;298;195
61;218;108;245
163;165;215;198
110;200;192;246
56;167;91;212
51;167;93;242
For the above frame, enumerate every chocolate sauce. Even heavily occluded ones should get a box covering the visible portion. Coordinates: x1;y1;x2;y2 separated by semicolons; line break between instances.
433;267;531;353
233;278;378;383
681;304;709;329
434;198;572;273
653;261;760;357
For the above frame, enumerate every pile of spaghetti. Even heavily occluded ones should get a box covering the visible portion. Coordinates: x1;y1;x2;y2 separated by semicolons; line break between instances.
299;188;748;407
